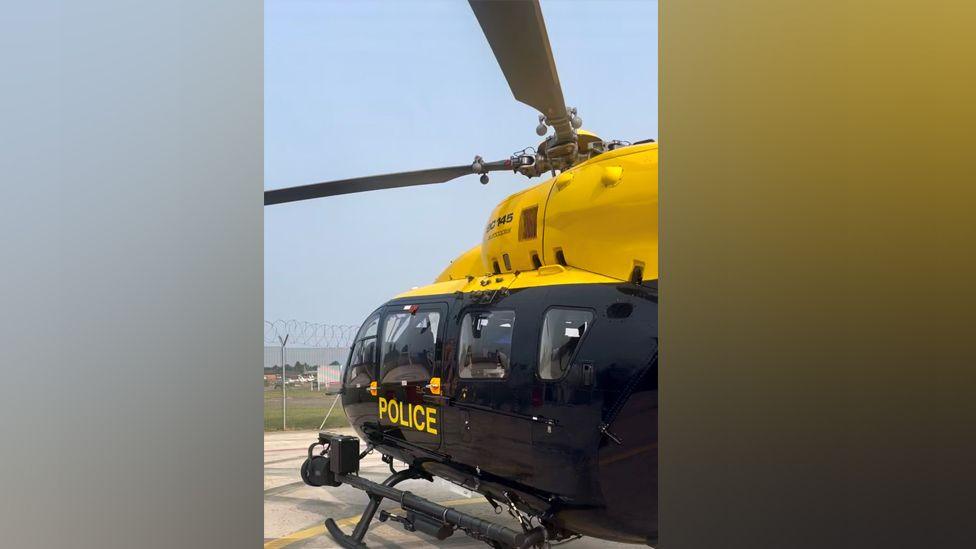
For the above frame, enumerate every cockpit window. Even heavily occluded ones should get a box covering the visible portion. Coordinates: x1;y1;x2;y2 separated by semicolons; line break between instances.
380;310;441;384
345;313;379;387
458;310;515;379
539;308;593;380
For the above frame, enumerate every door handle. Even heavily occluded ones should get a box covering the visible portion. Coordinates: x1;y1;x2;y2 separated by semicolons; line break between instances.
580;361;594;387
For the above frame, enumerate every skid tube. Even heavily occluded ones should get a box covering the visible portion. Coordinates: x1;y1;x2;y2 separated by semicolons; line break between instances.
306;432;546;549
327;471;547;549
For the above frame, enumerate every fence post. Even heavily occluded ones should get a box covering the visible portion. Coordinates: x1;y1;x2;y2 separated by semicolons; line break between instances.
278;333;288;430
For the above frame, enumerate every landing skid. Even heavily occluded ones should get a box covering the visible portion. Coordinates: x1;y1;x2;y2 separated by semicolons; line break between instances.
302;432;548;549
323;468;419;549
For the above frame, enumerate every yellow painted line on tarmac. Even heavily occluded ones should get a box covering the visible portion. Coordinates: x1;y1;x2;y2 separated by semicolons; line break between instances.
264;497;484;549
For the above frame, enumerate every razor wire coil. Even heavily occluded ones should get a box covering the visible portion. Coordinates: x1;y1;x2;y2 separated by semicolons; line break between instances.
264;320;357;348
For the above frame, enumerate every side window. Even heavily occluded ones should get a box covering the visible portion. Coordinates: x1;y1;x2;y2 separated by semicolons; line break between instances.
539;308;594;380
345;313;379;386
380;310;441;383
458;310;515;379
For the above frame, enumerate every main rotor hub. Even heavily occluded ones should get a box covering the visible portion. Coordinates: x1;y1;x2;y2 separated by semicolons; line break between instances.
535;107;583;138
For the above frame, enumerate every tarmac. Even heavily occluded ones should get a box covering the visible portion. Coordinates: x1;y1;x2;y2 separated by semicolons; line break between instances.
264;429;635;548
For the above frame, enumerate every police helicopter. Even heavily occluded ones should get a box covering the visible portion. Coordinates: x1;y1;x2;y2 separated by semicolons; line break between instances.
266;1;657;547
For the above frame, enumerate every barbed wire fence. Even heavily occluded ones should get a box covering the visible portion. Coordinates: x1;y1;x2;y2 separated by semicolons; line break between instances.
264;320;357;348
264;320;358;431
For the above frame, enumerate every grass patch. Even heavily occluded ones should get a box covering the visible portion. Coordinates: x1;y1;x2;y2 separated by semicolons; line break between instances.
264;386;349;431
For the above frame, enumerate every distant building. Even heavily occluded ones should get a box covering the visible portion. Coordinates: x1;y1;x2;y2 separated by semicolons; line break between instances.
317;360;343;389
263;346;350;370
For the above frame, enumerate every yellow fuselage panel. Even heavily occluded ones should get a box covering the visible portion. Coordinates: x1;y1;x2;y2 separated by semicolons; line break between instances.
544;143;658;282
397;264;620;300
396;278;468;299
481;181;554;274
483;142;657;281
409;143;657;299
433;244;484;283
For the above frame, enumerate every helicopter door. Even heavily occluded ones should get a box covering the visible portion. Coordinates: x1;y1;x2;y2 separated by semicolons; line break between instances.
341;311;381;432
376;303;446;453
530;306;598;457
452;308;530;476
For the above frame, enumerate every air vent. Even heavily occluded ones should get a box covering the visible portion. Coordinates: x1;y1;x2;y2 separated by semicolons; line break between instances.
554;248;567;266
502;253;512;272
607;302;634;319
492;260;501;275
531;253;542;269
630;265;644;284
519;205;538;241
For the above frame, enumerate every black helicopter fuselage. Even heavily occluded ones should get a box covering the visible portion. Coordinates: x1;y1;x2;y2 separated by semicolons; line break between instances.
340;278;658;545
265;0;658;542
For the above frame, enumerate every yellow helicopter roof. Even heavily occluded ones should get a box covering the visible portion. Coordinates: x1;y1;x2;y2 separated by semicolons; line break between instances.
396;141;657;299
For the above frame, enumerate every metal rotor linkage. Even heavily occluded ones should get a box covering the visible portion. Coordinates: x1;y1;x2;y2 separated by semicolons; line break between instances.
472;154;536;185
536;107;582;137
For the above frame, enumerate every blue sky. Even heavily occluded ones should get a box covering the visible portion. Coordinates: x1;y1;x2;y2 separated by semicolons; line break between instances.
265;0;657;327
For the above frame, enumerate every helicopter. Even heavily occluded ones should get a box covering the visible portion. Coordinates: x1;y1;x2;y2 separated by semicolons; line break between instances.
266;2;657;548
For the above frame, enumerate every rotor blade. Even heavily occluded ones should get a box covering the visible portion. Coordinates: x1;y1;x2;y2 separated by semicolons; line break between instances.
469;0;572;142
265;165;473;206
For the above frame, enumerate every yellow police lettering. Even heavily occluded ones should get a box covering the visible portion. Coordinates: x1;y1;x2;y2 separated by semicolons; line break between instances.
412;405;425;431
377;398;439;436
425;406;438;435
398;400;411;428
388;398;400;424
